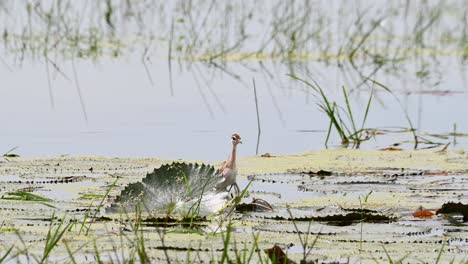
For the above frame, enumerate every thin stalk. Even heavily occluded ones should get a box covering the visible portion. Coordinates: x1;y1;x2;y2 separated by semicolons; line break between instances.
85;177;119;235
0;245;13;263
253;78;261;155
342;85;357;134
367;78;418;149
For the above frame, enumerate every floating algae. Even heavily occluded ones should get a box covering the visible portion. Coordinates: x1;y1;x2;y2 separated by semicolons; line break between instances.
0;152;467;263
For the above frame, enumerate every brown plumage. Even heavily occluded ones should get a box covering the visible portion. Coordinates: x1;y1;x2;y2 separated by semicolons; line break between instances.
216;133;242;195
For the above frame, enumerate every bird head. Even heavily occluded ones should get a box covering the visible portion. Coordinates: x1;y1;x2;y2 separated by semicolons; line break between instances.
231;133;242;145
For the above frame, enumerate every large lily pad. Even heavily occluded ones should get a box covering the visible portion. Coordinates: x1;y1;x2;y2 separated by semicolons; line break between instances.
107;162;227;215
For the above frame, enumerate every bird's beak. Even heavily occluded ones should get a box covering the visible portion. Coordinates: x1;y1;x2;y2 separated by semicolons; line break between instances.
239;140;243;144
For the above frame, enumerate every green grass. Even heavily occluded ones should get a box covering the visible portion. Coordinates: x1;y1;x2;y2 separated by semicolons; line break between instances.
79;177;118;236
2;146;20;161
0;245;13;263
79;193;105;199
1;191;56;208
0;207;461;264
39;214;75;264
367;78;419;149
288;74;374;148
286;206;319;263
359;191;373;251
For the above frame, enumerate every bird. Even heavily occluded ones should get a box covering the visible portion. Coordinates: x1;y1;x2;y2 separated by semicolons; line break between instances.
216;133;242;195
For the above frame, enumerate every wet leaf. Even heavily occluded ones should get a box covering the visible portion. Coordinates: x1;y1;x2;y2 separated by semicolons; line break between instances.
436;202;468;222
264;212;395;226
264;245;296;264
3;154;20;158
236;198;273;212
412;208;435;218
107;162;226;215
297;170;332;176
380;147;403;151
1;191;55;208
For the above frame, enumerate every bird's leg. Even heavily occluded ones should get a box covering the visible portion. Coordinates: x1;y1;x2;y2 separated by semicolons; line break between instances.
227;184;234;194
227;183;241;198
233;183;240;197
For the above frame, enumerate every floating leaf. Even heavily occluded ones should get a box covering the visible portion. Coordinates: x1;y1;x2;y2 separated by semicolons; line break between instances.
412;207;435;218
264;245;296;264
1;191;55;208
264;212;395;226
3;154;20;158
380;147;403;151
296;169;333;176
436;202;468;222
236;198;273;212
107;162;227;215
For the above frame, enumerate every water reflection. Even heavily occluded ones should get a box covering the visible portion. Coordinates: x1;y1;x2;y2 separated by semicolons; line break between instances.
0;0;467;159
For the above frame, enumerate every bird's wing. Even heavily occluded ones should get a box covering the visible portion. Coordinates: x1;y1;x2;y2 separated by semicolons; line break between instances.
217;161;227;174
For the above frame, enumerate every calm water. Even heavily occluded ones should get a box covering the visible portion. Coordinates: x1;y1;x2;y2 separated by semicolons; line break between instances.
0;0;467;160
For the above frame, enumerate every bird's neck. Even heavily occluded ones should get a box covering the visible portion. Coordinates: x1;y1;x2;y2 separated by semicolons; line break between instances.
227;144;237;168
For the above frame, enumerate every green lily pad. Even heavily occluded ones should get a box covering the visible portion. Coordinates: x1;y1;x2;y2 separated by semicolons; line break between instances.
107;162;227;215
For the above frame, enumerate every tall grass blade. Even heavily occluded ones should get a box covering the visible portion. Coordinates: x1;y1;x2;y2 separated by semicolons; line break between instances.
381;245;394;264
366;78;418;149
40;214;74;264
360;87;374;132
342;85;357;134
63;240;77;264
220;219;232;264
434;240;445;264
85;177;118;235
0;245;14;263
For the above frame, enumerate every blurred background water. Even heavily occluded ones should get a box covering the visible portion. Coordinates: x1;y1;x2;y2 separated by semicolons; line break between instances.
0;0;466;160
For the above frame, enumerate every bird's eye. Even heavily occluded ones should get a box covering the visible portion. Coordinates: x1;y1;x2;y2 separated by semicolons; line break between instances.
232;137;236;140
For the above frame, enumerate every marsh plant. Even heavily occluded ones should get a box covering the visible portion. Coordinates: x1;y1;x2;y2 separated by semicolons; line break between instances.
289;74;374;148
1;1;467;91
0;174;271;264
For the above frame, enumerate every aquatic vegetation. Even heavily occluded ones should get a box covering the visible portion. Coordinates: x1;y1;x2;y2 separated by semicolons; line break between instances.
79;177;118;235
1;191;55;208
0;0;468;262
79;193;105;199
413;207;435;218
108;162;227;217
0;156;466;262
264;245;294;264
0;0;467;155
288;74;374;148
236;198;274;213
39;214;75;264
2;146;20;161
264;212;395;226
436;202;468;222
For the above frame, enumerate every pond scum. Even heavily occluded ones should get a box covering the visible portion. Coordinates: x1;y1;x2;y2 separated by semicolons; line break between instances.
0;150;467;263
